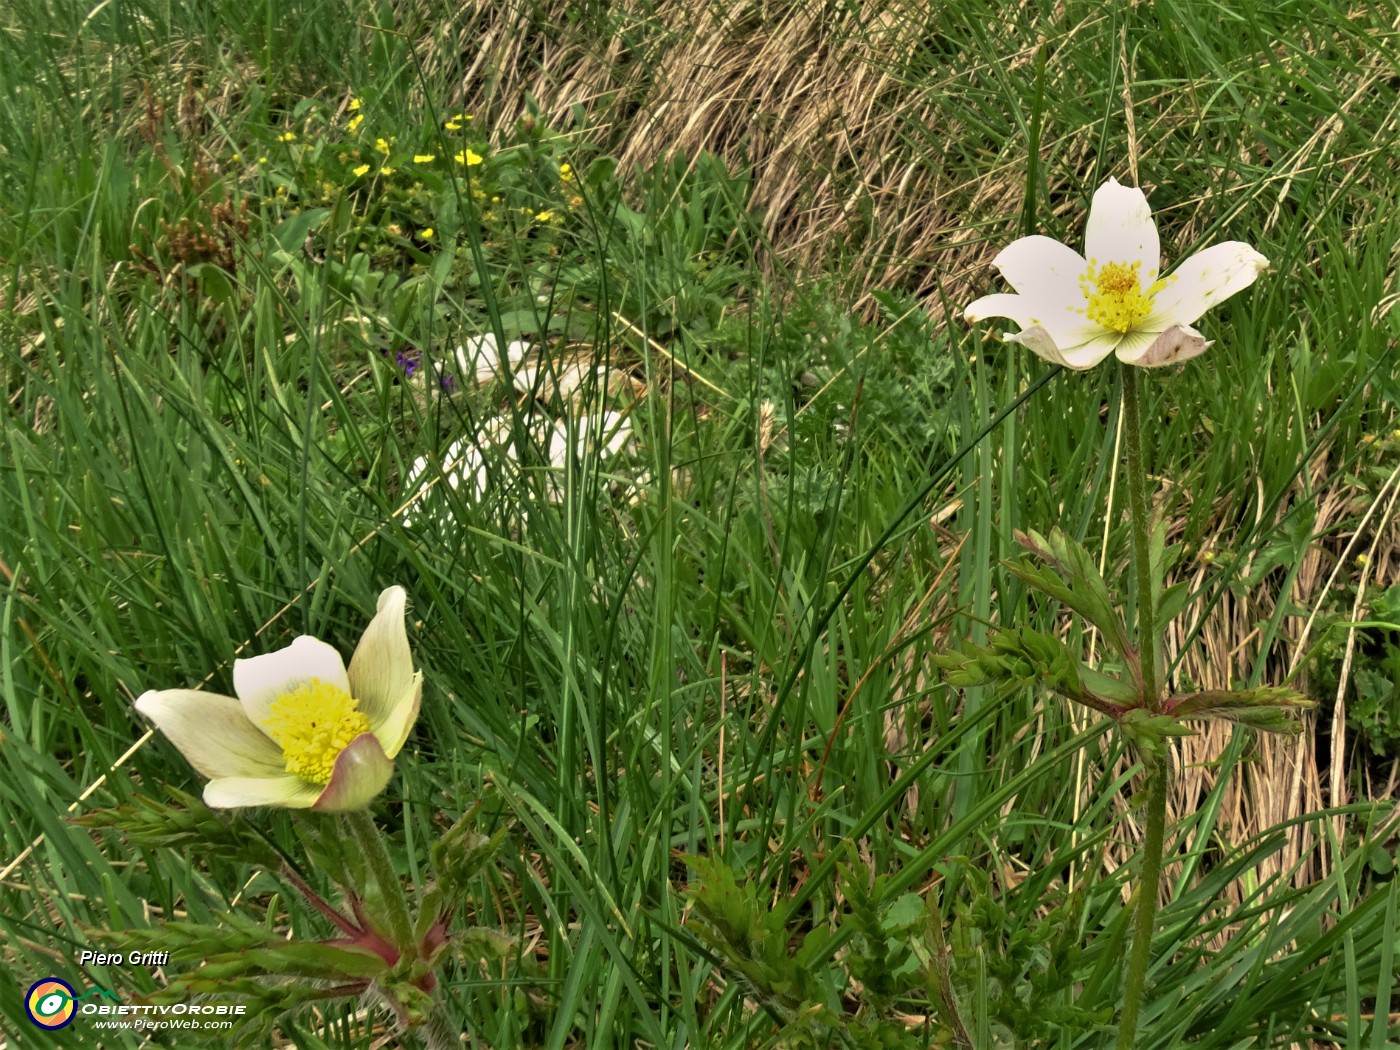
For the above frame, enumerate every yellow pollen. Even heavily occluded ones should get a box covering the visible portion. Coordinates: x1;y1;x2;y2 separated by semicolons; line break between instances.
1080;260;1159;333
261;679;371;785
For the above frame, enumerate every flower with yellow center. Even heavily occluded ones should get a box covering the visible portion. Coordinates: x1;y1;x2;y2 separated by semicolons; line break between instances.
454;149;483;166
413;154;435;164
278;131;297;143
352;163;371;177
135;587;422;811
964;178;1269;370
348;98;362;111
347;113;364;134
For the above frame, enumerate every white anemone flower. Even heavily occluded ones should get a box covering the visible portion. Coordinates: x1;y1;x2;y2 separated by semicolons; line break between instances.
544;411;634;503
453;333;531;386
964;178;1269;370
135;587;422;811
401;420;515;528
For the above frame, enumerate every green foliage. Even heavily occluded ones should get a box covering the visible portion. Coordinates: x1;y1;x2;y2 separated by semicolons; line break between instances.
1311;582;1400;760
1008;529;1135;659
1;0;1398;1045
73;787;283;869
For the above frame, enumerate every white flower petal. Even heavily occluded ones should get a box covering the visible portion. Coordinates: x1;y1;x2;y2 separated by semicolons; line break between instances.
965;292;1043;328
1084;178;1160;286
964;293;1102;353
347;586;419;745
455;334;531;385
990;235;1087;303
1119;324;1212;368
203;774;322;809
1147;242;1269;328
135;689;285;779
442;438;489;497
595;411;633;459
546;418;571;470
311;732;394;811
372;672;422;760
1005;326;1120;371
513;357;599;399
233;636;350;729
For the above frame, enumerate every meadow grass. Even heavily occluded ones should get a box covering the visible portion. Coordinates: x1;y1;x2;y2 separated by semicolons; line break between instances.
1;0;1397;1046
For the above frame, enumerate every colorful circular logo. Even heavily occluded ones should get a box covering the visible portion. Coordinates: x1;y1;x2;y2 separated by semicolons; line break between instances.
25;978;77;1029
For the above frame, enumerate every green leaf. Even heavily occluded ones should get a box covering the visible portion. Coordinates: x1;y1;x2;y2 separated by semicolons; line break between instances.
1155;581;1191;636
269;207;331;255
74;789;282;869
1165;686;1314;733
934;626;1139;717
1117;708;1194;764
1007;529;1135;659
197;941;390;982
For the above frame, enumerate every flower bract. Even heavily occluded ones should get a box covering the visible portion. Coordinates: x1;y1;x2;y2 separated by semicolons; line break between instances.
135;587;422;811
964;177;1269;370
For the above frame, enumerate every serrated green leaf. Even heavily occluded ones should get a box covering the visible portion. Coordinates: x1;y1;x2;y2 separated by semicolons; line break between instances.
197;941;389;981
1155;581;1191;635
1165;686;1313;733
1009;529;1134;658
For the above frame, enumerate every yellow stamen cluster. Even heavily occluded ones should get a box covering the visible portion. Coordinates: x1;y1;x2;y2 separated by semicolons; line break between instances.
262;679;371;785
1081;260;1158;333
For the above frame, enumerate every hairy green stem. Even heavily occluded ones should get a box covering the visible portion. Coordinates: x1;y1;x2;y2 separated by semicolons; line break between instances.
345;808;416;955
1120;364;1160;709
1115;363;1167;1050
1116;762;1167;1047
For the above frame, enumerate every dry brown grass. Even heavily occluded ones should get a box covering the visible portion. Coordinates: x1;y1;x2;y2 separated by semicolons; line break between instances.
413;0;1073;311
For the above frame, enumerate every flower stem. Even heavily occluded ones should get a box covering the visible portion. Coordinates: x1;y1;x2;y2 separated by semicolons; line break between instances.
1116;761;1167;1048
1114;362;1168;1050
1120;364;1160;709
345;808;416;955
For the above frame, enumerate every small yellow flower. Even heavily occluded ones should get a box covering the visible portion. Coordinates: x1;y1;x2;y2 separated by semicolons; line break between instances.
257;156;268;165
278;131;297;143
387;223;402;235
380;166;396;175
349;97;362;111
444;120;462;131
375;137;391;155
535;210;555;222
413;154;436;164
421;228;434;240
347;113;364;133
454;149;483;166
352;163;371;177
136;587;422;812
559;162;573;182
231;152;241;161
